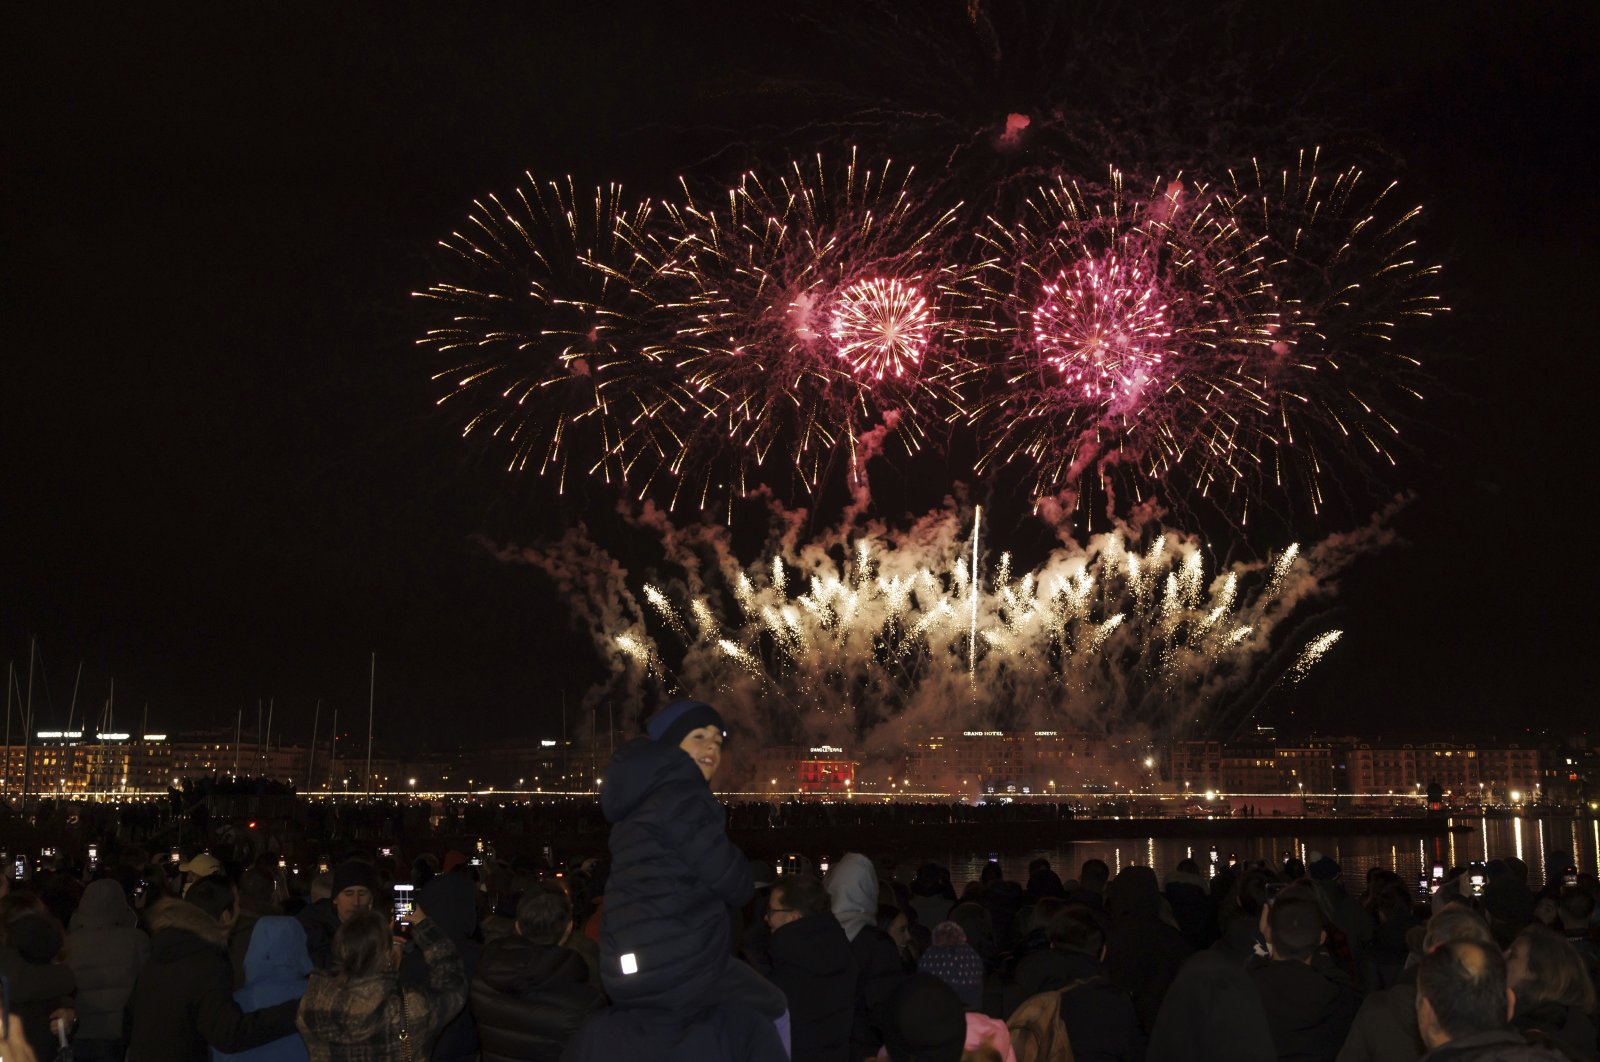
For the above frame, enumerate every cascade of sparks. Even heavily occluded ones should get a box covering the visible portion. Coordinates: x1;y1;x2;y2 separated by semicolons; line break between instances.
593;509;1338;747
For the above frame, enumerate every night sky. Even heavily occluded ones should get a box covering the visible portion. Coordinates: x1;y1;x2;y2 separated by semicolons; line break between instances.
5;4;1598;749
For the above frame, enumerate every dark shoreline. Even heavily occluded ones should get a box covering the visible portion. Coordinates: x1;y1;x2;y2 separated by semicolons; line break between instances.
731;815;1464;859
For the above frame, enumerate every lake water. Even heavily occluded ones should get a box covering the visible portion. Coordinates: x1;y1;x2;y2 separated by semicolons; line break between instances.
931;815;1600;889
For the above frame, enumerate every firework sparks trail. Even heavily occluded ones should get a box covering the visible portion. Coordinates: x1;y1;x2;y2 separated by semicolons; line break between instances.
502;500;1354;752
1211;148;1444;516
1288;629;1343;683
968;169;1282;519
966;157;1442;524
419;152;1440;528
414;178;680;493
636;149;985;513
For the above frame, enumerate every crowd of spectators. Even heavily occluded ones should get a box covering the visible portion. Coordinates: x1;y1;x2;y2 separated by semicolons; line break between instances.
0;701;1595;1061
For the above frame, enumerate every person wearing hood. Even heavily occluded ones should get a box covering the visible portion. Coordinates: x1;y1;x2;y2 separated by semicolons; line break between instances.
296;905;466;1062
3;911;77;1062
125;877;301;1062
1248;894;1359;1062
1103;866;1191;1035
1165;859;1220;952
65;877;150;1061
214;915;313;1062
765;872;857;1062
826;852;908;1057
596;699;788;1040
1336;906;1495;1062
399;872;483;1061
471;881;603;1062
1147;947;1277;1062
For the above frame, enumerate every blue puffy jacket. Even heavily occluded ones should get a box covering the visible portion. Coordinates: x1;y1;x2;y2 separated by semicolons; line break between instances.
598;737;753;1013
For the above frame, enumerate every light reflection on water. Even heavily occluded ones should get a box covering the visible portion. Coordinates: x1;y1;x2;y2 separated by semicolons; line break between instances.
928;816;1598;889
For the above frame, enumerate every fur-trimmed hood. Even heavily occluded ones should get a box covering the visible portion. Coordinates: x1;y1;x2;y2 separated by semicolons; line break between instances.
145;894;231;955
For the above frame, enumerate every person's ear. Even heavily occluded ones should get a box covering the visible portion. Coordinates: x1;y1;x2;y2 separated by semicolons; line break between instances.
560;921;573;946
1506;986;1516;1024
513;922;523;937
1319;929;1327;946
1416;992;1437;1043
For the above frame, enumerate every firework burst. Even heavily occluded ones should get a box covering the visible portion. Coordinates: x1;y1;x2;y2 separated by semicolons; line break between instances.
637;150;984;514
584;503;1337;746
830;276;937;381
1035;252;1173;402
969;168;1279;517
413;177;676;492
1213;147;1444;514
967;154;1442;524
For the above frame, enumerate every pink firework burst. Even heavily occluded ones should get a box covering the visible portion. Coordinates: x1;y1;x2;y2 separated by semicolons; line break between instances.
829;277;935;380
1034;254;1171;404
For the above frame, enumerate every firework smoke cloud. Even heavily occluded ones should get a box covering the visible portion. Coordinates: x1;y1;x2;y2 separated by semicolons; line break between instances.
494;496;1389;774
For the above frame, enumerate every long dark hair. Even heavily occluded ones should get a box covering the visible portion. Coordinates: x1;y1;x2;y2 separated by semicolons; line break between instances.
331;908;391;980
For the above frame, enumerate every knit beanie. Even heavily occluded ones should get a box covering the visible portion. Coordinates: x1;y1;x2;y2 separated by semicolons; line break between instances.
645;699;726;748
331;860;380;897
918;921;984;1009
882;972;967;1062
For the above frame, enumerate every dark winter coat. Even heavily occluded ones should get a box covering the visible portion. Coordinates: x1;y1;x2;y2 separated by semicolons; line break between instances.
1335;974;1422;1062
846;924;907;1058
1103;867;1192;1034
2;912;76;1062
982;879;1026;947
1420;1029;1571;1061
296;917;467;1062
597;737;753;1013
1512;1000;1599;1062
1011;949;1144;1062
1213;911;1268;967
560;999;788;1062
297;899;341;971
1146;949;1277;1062
1248;956;1362;1062
66;878;150;1043
1164;875;1220;952
768;912;857;1062
125;896;301;1062
471;934;603;1062
1005;946;1077;1016
214;915;314;1062
400;873;483;1062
